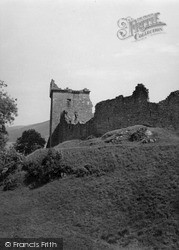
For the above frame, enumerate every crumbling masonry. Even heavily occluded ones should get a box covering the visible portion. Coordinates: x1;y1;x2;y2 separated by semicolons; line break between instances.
48;80;179;147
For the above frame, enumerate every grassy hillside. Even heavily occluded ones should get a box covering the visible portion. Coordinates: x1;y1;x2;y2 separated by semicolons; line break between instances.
0;126;179;250
6;120;49;143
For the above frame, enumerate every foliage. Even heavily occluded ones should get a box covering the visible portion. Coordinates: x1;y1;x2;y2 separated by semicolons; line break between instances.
0;147;23;174
24;149;64;187
14;129;46;155
0;80;17;149
0;127;8;149
3;174;18;191
129;127;147;141
23;149;102;188
0;147;24;190
83;164;100;176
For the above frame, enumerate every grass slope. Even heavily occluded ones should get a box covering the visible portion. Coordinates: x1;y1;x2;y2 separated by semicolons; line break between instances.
0;126;179;250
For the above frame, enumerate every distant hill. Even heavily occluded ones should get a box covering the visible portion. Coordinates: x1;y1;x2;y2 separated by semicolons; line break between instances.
6;120;49;143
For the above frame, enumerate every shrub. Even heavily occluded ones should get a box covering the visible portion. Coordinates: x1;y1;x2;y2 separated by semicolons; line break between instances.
23;149;103;188
0;147;24;183
3;175;18;191
72;164;102;178
75;166;89;178
24;149;63;187
84;164;101;176
0;147;25;191
61;164;74;175
129;127;147;142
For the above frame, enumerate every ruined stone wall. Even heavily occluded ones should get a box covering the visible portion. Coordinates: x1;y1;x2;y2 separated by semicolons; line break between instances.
93;88;179;137
49;84;179;147
50;112;93;147
51;91;93;133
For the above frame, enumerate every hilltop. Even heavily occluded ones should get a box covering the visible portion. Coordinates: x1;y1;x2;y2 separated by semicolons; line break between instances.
0;125;179;250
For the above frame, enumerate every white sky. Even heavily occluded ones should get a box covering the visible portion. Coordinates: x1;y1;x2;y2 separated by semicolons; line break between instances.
0;0;179;126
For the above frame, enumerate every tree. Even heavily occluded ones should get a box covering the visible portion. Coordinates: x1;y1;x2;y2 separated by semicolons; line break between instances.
14;129;46;155
0;80;17;149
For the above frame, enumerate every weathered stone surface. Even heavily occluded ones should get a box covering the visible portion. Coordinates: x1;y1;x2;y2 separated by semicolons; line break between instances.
50;80;93;134
48;83;179;147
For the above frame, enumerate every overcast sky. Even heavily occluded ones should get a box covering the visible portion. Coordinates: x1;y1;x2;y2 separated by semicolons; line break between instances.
0;0;179;126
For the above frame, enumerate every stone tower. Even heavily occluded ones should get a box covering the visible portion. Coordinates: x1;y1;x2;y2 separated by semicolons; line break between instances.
49;79;93;141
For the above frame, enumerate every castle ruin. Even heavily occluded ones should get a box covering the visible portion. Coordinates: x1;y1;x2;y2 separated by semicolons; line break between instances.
48;80;179;147
49;79;93;147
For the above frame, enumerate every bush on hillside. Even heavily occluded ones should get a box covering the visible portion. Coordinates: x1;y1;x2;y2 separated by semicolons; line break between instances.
0;147;24;182
129;127;147;141
75;166;89;177
24;149;63;187
14;129;46;155
0;147;25;191
3;174;18;191
84;164;100;176
23;149;103;188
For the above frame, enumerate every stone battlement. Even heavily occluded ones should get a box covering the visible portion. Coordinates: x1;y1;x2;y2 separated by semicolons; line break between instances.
50;79;90;98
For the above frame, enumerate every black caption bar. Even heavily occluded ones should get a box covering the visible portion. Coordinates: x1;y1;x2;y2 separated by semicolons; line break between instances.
0;238;63;250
